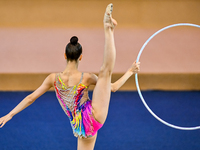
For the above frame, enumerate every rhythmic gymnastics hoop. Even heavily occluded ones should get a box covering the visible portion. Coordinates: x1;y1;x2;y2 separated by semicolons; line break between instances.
135;23;200;130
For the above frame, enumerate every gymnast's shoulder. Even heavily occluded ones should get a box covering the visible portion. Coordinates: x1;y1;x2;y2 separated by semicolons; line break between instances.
82;72;98;86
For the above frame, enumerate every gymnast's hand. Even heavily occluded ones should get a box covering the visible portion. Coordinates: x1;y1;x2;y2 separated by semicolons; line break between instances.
0;114;12;128
129;61;140;74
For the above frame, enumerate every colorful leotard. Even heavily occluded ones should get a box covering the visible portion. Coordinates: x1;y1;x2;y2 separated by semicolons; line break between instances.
54;73;103;138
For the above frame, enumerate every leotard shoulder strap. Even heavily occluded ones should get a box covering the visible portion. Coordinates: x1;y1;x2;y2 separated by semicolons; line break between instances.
78;72;84;85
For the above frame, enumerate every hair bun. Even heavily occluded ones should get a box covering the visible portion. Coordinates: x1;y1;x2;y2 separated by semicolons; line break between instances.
70;36;78;45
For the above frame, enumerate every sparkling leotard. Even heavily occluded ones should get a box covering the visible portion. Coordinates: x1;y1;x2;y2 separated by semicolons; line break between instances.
54;73;103;138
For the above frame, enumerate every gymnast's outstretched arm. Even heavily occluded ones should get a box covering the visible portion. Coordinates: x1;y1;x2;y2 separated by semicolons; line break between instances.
89;61;140;92
0;73;55;128
111;61;140;92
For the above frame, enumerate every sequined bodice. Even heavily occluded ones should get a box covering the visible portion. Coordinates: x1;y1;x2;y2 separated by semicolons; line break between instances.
54;72;103;138
54;73;89;114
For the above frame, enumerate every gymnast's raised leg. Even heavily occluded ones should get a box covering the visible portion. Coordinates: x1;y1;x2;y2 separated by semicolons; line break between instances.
77;3;117;150
92;4;117;125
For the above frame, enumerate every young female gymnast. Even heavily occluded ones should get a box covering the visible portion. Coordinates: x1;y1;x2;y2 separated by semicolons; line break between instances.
0;3;140;150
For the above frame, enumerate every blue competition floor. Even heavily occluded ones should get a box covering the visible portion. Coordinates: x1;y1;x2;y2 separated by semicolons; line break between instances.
0;91;200;150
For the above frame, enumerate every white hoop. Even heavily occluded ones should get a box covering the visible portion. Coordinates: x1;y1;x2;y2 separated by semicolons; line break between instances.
135;23;200;130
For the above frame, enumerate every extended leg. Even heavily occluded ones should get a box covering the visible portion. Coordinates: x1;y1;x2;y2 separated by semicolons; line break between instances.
77;4;117;150
92;3;117;124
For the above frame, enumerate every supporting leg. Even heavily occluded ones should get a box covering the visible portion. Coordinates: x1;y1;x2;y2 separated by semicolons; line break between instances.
77;134;97;150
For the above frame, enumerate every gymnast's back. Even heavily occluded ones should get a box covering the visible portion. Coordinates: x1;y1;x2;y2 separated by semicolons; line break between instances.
53;71;96;110
53;71;103;138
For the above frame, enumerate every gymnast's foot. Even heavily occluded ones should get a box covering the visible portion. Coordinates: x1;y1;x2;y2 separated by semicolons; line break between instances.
104;3;117;29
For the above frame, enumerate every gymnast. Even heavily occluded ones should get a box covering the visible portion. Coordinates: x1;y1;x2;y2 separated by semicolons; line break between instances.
0;4;140;150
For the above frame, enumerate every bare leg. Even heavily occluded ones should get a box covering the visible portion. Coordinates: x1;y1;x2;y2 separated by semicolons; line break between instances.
77;4;117;150
92;3;117;124
77;134;97;150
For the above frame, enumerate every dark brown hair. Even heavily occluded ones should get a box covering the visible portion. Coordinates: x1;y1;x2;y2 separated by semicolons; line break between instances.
65;36;82;61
